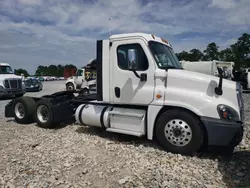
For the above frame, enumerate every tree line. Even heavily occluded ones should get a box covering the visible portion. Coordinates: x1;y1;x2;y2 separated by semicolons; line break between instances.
14;32;250;77
176;33;250;69
14;64;77;77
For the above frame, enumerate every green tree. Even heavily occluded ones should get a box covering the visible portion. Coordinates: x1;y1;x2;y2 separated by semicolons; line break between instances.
35;64;77;77
14;69;29;77
189;49;204;61
219;48;235;61
230;33;250;68
203;42;219;60
176;51;190;61
176;49;204;61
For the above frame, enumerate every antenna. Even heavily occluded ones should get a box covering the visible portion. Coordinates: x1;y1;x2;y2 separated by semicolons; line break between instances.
92;0;112;38
109;18;112;36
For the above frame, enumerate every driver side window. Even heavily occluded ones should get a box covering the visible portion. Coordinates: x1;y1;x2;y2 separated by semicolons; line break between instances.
117;43;149;71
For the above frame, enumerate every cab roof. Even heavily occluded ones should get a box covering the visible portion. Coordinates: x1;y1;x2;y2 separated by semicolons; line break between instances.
109;32;172;48
0;62;10;66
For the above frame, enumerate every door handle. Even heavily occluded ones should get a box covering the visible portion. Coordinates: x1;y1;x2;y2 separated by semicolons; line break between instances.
115;87;120;98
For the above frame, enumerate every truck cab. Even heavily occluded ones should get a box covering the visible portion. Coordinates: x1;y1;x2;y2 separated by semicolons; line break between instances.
90;33;244;153
65;68;85;91
0;62;26;99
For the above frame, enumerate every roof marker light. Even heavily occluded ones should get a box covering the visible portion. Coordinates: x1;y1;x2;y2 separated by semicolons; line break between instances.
161;38;168;44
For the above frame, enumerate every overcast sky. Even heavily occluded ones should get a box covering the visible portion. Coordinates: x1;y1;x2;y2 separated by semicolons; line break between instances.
0;0;249;74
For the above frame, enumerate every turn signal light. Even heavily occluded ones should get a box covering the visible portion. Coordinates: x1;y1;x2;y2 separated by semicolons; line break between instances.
156;94;162;99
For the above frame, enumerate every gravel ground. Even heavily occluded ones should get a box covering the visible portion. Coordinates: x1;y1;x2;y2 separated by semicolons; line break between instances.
0;81;250;188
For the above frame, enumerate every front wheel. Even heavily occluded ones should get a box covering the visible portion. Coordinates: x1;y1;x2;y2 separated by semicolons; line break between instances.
155;109;204;155
66;83;75;91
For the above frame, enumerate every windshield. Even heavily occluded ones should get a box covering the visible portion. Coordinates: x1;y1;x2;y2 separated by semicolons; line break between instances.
148;41;182;69
76;69;83;76
0;65;14;74
25;79;39;84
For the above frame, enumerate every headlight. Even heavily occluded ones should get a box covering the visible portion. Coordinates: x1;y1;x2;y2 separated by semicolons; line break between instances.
217;104;239;121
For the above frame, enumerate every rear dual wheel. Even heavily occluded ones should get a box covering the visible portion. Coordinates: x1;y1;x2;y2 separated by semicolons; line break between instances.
34;99;55;129
155;109;204;155
12;97;55;128
79;88;89;96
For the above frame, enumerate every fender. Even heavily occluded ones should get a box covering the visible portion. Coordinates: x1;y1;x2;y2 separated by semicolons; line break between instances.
147;104;201;140
66;80;76;88
147;105;162;140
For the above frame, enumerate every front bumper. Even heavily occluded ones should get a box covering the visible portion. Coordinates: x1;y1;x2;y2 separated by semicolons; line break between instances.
26;86;39;91
201;117;243;147
0;88;26;98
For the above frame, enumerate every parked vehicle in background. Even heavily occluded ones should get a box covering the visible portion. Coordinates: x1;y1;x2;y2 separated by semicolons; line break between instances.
24;78;43;92
180;60;234;80
233;67;250;92
37;77;44;82
0;62;26;99
64;67;77;80
180;60;219;76
65;58;97;93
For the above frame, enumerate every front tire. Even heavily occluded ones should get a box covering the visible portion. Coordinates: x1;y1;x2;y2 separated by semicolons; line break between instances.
66;83;75;91
155;109;204;155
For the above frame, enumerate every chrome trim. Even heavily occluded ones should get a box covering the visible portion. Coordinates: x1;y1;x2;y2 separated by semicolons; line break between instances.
3;78;22;90
236;82;244;123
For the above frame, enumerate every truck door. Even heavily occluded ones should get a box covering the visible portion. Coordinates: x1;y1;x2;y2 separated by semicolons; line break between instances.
110;38;155;105
75;69;84;88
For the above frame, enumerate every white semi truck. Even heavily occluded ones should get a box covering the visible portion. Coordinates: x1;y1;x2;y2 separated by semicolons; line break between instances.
4;33;244;155
66;58;97;94
0;62;26;99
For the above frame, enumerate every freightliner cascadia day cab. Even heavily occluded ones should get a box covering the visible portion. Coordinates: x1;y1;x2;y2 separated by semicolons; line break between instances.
4;33;244;155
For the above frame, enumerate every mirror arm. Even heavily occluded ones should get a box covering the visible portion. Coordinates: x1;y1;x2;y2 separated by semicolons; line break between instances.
132;70;141;79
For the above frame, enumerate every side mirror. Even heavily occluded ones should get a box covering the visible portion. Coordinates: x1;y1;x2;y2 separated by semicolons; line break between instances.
128;49;138;70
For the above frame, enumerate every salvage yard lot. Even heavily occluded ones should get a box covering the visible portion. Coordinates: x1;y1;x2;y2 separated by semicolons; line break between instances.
0;81;250;187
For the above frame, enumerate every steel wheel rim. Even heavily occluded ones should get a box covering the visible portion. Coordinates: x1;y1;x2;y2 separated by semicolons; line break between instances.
164;119;193;147
14;102;25;119
67;85;73;91
37;105;49;123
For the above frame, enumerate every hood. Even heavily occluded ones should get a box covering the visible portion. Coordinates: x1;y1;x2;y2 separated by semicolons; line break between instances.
67;76;75;80
0;74;22;81
167;69;236;91
165;69;239;119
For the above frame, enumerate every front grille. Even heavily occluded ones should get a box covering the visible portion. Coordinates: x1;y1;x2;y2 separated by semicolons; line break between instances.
236;82;244;123
4;79;22;90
